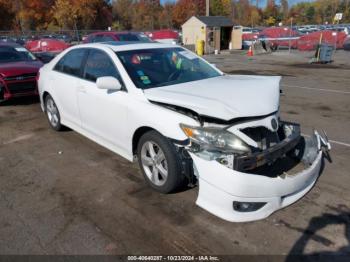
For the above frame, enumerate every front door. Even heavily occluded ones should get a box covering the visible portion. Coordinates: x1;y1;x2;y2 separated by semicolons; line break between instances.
77;49;129;153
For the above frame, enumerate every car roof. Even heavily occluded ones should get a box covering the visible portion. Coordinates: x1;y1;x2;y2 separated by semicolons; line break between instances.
75;42;179;52
88;31;142;36
0;42;22;48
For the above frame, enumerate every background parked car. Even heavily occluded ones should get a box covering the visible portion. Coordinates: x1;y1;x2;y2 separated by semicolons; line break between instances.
24;38;70;63
0;43;43;101
0;36;17;44
146;30;180;44
83;31;153;43
25;38;70;53
344;36;350;51
40;34;73;43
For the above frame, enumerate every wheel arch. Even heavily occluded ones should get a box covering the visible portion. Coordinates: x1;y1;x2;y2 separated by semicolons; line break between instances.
41;91;51;111
132;126;156;155
42;91;50;102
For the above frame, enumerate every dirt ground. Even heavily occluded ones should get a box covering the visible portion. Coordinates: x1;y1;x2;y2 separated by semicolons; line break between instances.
0;50;349;256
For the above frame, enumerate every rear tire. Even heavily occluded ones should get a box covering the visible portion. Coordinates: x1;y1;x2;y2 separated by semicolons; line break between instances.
45;94;63;131
137;130;186;194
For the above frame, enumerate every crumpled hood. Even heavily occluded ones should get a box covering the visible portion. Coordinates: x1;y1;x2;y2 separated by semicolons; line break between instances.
0;61;43;78
144;75;281;121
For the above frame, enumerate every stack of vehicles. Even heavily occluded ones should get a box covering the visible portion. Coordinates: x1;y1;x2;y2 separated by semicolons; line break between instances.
241;24;350;51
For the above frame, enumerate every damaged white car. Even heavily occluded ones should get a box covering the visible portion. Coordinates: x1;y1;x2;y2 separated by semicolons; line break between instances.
38;42;331;222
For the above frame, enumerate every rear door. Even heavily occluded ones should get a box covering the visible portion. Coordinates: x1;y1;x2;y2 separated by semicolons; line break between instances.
77;48;129;153
50;48;87;128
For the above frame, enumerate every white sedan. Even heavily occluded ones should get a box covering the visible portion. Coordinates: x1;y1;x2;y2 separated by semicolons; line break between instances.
38;42;330;222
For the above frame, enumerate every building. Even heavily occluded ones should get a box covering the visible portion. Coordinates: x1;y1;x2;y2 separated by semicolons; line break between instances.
181;16;234;53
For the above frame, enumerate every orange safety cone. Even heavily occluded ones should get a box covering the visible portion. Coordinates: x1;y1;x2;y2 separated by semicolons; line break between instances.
247;46;253;57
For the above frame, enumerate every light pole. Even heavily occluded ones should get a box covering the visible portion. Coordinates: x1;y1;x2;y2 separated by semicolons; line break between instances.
206;0;209;16
289;17;293;53
73;15;79;44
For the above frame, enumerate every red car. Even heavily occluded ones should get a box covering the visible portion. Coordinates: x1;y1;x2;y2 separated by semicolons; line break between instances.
25;38;70;53
83;31;152;43
0;43;43;102
146;29;180;44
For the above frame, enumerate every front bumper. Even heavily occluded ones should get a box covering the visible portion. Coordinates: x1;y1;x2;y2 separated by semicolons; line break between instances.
190;131;329;222
0;78;38;101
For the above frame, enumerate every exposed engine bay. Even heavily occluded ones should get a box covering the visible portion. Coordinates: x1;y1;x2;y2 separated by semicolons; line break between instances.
187;121;325;178
153;101;331;179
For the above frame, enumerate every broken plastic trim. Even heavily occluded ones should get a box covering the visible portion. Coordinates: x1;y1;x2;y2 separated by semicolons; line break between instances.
169;137;190;146
234;124;301;171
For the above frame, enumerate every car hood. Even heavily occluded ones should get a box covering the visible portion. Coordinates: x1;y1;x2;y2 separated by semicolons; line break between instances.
144;75;281;121
0;61;43;78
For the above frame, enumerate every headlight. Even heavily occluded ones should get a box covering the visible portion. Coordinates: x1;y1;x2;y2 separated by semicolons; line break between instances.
180;124;250;154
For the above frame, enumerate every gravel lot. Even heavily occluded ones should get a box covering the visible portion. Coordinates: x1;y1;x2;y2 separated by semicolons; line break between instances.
0;50;349;256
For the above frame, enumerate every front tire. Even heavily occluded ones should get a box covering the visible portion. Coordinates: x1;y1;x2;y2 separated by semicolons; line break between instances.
137;130;185;194
45;94;63;131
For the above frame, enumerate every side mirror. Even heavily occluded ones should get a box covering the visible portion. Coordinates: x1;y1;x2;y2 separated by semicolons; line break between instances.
96;76;122;91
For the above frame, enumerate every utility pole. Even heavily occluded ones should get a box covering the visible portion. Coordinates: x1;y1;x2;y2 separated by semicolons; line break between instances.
206;0;210;16
289;17;293;53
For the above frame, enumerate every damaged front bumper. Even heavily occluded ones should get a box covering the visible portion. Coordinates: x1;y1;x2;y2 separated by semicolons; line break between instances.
188;129;330;222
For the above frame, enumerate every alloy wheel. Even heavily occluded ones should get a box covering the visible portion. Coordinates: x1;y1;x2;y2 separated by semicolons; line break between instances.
140;141;168;186
46;97;59;127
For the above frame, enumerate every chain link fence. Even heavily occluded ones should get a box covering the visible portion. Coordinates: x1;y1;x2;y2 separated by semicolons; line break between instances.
0;30;122;44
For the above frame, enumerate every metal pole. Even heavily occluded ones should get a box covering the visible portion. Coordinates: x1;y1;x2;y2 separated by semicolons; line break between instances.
206;0;210;16
289;17;293;53
73;16;79;44
335;19;339;52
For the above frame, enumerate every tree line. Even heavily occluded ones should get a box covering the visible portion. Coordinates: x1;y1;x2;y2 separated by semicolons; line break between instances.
0;0;349;32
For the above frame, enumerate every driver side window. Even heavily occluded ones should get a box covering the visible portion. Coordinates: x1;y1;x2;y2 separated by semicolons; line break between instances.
83;49;121;83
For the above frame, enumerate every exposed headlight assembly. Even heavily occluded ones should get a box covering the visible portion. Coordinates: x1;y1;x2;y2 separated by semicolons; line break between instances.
180;124;250;154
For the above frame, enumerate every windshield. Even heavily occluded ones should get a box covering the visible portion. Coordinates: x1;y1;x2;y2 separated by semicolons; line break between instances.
116;48;221;89
0;47;37;63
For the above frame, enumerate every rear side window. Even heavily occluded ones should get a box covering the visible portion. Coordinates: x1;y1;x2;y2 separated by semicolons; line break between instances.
117;34;139;41
92;35;102;43
83;49;120;82
54;49;86;77
100;35;115;42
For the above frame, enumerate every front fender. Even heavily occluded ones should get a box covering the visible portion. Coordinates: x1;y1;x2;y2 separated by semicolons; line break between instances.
127;99;198;155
